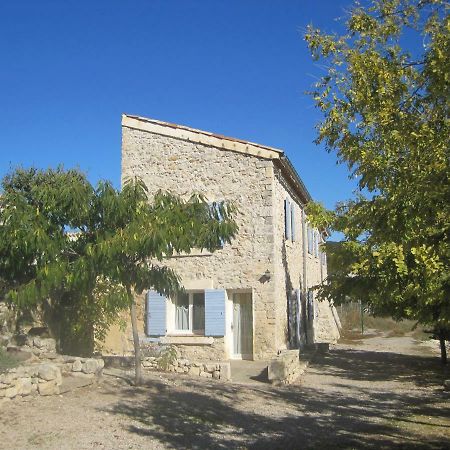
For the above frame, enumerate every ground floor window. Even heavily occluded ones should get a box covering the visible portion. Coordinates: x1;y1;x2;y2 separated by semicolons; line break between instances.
175;293;189;331
174;291;205;334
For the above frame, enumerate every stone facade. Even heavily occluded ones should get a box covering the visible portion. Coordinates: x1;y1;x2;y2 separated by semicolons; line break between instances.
103;114;340;361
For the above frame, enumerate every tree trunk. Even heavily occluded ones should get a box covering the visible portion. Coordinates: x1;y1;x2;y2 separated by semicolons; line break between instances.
438;330;447;365
128;286;142;385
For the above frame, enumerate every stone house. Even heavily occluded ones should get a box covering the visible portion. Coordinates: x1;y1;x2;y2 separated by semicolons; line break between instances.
103;114;340;361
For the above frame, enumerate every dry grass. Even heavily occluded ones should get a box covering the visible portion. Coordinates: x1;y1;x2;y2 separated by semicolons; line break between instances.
337;303;429;341
0;348;20;373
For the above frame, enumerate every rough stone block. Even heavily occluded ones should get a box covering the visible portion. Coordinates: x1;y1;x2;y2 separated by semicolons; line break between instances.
188;366;201;377
69;372;95;379
82;359;98;374
38;363;60;381
199;371;212;378
63;355;77;363
4;386;18;399
204;363;217;372
72;359;83;372
38;380;59;396
16;378;32;396
218;363;231;381
268;360;287;382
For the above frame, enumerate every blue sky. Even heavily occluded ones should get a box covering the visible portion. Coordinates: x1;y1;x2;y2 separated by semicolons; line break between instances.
0;0;357;212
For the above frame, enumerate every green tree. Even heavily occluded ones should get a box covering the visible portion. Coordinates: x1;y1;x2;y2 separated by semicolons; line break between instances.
1;168;237;383
304;0;449;362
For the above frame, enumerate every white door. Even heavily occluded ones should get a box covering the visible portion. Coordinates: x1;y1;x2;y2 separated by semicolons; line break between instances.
232;293;253;359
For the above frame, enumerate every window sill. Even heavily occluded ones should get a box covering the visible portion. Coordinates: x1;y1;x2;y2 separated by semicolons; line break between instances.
160;335;214;345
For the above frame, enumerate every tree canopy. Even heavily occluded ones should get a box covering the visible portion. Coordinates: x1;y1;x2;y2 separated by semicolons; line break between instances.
0;167;237;379
304;0;449;358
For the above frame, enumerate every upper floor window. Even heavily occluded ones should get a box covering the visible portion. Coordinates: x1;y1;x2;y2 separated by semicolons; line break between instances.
307;225;313;254
320;250;327;266
284;198;296;242
315;231;320;257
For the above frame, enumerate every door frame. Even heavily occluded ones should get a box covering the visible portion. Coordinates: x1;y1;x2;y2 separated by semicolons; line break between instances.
230;290;254;360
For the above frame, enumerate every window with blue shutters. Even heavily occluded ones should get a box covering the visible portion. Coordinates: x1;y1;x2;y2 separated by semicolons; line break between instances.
204;289;226;336
290;204;296;241
146;291;167;336
284;198;291;240
307;225;313;254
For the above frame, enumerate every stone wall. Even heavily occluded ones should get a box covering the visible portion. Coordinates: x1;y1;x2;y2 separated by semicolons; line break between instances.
272;170;340;348
170;338;225;362
114;116;340;361
0;357;104;403
267;350;307;385
1;325;104;403
117;124;278;360
142;355;231;381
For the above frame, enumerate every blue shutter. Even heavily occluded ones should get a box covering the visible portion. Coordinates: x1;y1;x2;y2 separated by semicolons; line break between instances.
307;225;313;254
284;198;291;240
204;289;226;336
291;204;296;241
146;291;166;336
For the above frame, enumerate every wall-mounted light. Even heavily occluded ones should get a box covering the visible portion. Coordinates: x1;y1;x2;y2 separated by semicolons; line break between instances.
259;269;271;284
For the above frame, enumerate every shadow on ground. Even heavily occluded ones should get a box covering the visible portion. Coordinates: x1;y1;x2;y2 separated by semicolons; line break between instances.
102;348;450;449
311;347;448;387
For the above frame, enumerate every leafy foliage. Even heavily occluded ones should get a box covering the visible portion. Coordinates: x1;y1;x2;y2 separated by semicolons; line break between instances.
0;168;237;363
157;345;178;371
304;1;449;343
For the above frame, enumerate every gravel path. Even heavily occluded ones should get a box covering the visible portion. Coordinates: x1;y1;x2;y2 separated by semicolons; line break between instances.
1;333;449;449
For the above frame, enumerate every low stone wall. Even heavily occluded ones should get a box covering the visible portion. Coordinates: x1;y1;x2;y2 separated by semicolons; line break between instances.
267;350;305;385
0;357;104;403
5;335;57;360
172;338;226;362
0;363;62;401
142;356;231;381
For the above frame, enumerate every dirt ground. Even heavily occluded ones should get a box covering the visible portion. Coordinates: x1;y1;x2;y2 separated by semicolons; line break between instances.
1;332;449;449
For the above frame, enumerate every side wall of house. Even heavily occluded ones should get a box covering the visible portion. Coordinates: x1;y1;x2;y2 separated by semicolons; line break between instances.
272;169;340;349
272;169;305;350
103;125;279;359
